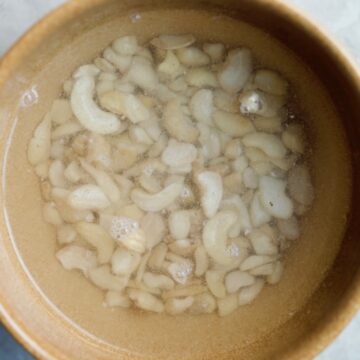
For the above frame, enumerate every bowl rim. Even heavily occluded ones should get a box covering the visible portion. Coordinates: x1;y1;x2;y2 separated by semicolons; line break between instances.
0;0;359;359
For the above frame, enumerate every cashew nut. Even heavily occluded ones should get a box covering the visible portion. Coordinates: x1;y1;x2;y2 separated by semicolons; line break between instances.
176;47;210;67
163;99;199;144
56;245;97;276
111;247;141;275
140;213;166;249
75;222;115;263
254;69;288;96
213;110;255;137
205;270;226;298
203;43;225;63
67;184;110;210
194;245;209;277
165;296;194;315
218;48;252;93
150;34;195;50
242;133;287;159
185;67;219;88
217;295;238;317
250;191;272;227
238;279;265;306
161;139;197;168
143;272;175;290
189;89;214;126
112;35;138;55
89;265;128;291
71;75;122;134
225;271;255;293
197;171;223;218
288;165;314;206
168;210;191;240
248;230;278;255
131;181;183;212
104;291;131;308
259;175;294;219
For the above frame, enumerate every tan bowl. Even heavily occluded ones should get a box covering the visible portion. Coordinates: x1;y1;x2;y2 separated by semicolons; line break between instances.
0;0;359;359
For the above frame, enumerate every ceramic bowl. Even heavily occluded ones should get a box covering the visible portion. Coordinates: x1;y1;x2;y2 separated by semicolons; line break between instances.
0;0;359;359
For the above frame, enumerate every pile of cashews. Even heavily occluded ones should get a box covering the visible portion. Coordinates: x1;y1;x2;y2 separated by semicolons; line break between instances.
28;34;314;316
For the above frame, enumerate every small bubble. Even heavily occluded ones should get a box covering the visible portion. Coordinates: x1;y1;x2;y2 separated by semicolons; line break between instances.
130;13;141;23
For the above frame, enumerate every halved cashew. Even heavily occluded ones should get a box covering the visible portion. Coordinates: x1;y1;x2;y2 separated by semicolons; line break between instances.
189;292;217;314
103;48;132;73
253;115;283;133
56;224;77;244
157;50;184;78
79;159;120;203
125;56;159;92
203;43;225;63
277;217;300;240
242;133;287;159
43;202;63;226
70;75;122;134
75;222;115;263
259;176;293;219
52;121;82;140
148;243;168;269
128;289;164;313
250;191;271;227
213;110;255;137
238;279;265;306
49;160;67;188
117;204;144;222
198;124;221;160
143;272;175;290
139;117;162;142
135;251;151;284
240;255;276;271
163;99;199;144
127;280;161;296
217;295;238;316
214;89;239;113
254;69;288;96
221;195;252;236
196;171;223;218
150;34;195;50
111;247;141;275
165;296;194;315
99;91;150;124
167;260;194;284
56;245;97;276
218;48;252;93
205;270;226;298
248;230;278;255
161;139;197;168
189;89;214;126
68;184;110;210
89;265;128;291
161;285;207;300
104;291;131;308
109;216;146;253
52;188;94;223
140;213;166;249
288;165;314;206
28;113;51;165
225;271;255;293
185;68;219;88
112;35;138;55
203;210;242;266
249;263;275;276
225;139;243;159
239;90;285;118
267;261;284;284
194;245;209;277
168;210;191;240
176;47;210;67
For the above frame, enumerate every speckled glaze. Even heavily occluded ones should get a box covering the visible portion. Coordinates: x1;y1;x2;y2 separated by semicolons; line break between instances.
0;1;359;359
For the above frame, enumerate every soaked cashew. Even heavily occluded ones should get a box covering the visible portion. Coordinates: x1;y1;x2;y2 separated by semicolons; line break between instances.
56;245;97;275
89;265;128;291
238;279;265;306
75;222;115;263
214;89;239;113
185;68;219;88
128;289;164;313
131;181;183;212
198;124;221;160
68;184;110;210
189;292;217;314
143;272;175;290
189;89;214;126
267;261;284;284
111;248;141;275
282;124;305;154
253;115;283;133
99;91;150;124
205;270;226;298
176;47;210;67
218;295;238;316
163;99;199;144
242;133;287;159
150;34;196;50
194;245;209;277
148;243;168;270
167;260;194;284
71;75;122;134
218;48;252;93
259;176;293;219
113;35;138;55
277;217;300;240
49;160;67;188
157;51;184;79
43;202;63;226
140;213;166;249
28;113;51;165
254;70;288;96
203;43;225;63
213;110;255;137
165;296;194;315
248;230;278;255
104;291;131;308
225;271;255;293
250;191;272;227
288;165;314;206
240;255;276;271
197;171;223;218
103;48;132;73
161;139;197;168
168;210;191;240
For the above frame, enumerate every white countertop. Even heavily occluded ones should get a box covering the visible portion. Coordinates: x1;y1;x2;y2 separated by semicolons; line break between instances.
0;1;359;359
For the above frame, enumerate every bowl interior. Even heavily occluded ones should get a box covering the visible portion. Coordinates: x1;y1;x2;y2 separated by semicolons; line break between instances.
0;1;358;359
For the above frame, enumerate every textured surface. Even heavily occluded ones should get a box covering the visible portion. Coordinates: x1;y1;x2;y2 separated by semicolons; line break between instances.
0;0;359;359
